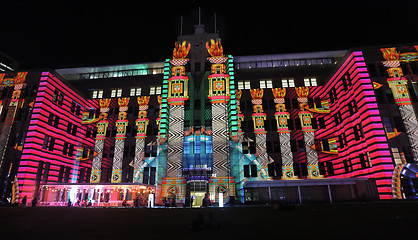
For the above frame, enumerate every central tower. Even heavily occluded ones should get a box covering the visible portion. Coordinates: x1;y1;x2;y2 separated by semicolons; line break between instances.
159;24;237;205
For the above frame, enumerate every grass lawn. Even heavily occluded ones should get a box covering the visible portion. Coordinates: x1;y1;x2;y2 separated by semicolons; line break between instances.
0;201;417;240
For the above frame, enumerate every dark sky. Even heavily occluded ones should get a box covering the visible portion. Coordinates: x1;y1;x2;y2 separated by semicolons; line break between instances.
1;1;417;69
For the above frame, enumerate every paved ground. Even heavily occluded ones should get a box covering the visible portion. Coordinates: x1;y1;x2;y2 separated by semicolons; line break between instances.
0;201;417;240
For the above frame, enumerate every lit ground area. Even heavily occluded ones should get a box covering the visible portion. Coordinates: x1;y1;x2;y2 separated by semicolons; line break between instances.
0;201;417;240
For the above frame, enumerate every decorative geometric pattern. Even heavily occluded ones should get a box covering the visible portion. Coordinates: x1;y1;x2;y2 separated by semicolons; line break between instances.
398;104;418;162
211;102;229;177
133;138;145;183
90;139;104;183
279;133;293;166
111;139;124;183
167;105;184;177
303;131;318;165
255;134;269;167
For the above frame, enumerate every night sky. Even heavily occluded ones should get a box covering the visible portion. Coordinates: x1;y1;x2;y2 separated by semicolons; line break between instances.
1;1;417;70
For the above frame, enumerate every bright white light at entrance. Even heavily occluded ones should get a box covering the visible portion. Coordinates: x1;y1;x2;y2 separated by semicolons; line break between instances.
219;193;223;207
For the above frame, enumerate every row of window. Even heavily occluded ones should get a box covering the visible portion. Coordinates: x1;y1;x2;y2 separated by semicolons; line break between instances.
92;86;161;99
237;78;317;90
48;113;78;136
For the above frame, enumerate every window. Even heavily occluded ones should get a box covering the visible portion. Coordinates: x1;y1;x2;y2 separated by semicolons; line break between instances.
260;80;266;89
359;153;370;169
243;164;257;177
237;81;244;89
329;87;337;104
339;132;348;148
48;113;60;128
260;79;273;89
238;81;251;90
342;73;352;90
92;90;103;99
150;86;162;95
282;78;295;88
353;123;364;141
343;159;353;173
52;90;64;105
304;77;317;87
348;100;358;115
130;87;142;96
143;167;156;185
244;81;251;89
42;135;55;151
242;141;256;154
111;89;122;98
67;122;78;136
326;161;334;175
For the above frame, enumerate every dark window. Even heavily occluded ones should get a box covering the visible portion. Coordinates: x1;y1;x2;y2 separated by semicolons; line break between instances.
359;153;369;169
318;117;326;129
321;139;330;152
326;161;334;175
250;164;258;177
243;165;250;177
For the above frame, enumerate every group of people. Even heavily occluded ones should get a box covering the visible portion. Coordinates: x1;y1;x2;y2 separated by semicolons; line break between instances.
20;196;37;207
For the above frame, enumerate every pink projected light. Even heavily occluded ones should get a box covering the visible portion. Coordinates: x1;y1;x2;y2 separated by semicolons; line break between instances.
310;51;394;199
17;72;99;202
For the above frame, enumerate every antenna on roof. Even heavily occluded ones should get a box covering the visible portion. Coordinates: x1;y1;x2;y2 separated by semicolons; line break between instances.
198;6;201;25
180;16;183;36
214;13;217;33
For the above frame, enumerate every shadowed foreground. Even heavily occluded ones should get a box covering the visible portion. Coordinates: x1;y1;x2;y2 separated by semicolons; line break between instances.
0;201;417;240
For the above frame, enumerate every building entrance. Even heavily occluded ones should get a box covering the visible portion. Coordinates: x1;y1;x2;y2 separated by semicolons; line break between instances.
187;180;208;207
190;192;205;207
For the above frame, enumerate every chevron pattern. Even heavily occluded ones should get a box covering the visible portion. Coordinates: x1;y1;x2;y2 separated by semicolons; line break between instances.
303;131;318;165
212;102;229;177
112;139;124;170
133;138;145;182
399;104;418;162
90;139;104;182
111;139;124;183
167;105;184;177
255;134;270;167
279;133;293;166
92;139;104;170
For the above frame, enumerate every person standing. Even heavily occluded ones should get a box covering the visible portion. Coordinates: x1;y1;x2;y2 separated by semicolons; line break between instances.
31;197;37;207
21;196;27;207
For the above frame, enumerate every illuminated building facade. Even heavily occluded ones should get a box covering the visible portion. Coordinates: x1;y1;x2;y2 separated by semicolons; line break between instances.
1;26;418;206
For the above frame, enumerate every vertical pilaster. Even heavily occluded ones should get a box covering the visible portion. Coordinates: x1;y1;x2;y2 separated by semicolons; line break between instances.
250;89;270;178
0;72;27;174
208;56;230;177
90;98;111;183
162;41;190;203
296;87;323;179
272;88;298;179
133;96;150;183
111;98;130;183
381;47;418;162
207;39;236;201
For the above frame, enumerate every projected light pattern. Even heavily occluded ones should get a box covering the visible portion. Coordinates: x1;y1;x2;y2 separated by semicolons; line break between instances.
310;52;393;199
17;72;99;201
